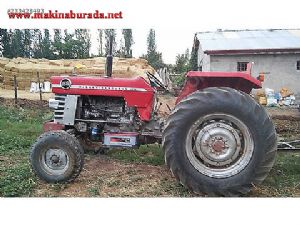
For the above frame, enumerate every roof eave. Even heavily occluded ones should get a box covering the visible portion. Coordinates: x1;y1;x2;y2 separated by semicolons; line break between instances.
204;48;300;55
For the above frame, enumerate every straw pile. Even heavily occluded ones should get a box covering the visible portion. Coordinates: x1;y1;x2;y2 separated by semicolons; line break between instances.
0;57;155;90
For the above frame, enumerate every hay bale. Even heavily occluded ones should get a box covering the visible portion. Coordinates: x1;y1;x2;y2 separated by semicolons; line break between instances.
0;67;5;76
4;62;19;72
3;84;14;90
49;60;62;66
0;56;155;89
3;71;12;80
0;58;10;68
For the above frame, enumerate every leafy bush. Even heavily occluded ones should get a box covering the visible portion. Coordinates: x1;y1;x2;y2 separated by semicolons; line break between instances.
172;73;186;88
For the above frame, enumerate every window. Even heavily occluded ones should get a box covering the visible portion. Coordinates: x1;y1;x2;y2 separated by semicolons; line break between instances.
237;62;249;72
297;61;300;70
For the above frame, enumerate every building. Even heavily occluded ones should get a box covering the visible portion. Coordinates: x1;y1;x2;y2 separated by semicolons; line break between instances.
195;29;300;93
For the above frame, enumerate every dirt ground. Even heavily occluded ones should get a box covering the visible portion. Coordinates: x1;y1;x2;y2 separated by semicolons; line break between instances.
34;154;193;197
267;107;300;141
0;96;49;109
0;88;54;101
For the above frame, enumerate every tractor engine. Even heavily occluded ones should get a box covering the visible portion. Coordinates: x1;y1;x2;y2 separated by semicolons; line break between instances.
49;93;159;148
80;96;135;125
76;96;141;147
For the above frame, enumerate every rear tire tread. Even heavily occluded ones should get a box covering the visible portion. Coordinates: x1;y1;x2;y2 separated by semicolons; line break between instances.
163;87;277;196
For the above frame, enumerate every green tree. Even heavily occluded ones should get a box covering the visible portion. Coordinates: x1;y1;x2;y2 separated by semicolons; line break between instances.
104;29;116;55
122;29;134;58
97;29;104;56
41;29;54;59
189;38;199;71
75;29;91;58
174;48;190;73
11;29;24;57
142;29;164;70
23;29;32;58
63;30;76;59
147;29;156;53
115;38;126;57
53;29;63;59
184;48;190;61
32;29;43;58
174;54;188;74
0;29;13;58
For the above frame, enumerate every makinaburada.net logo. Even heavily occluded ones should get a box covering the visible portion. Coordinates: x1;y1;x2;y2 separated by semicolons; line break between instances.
7;9;123;19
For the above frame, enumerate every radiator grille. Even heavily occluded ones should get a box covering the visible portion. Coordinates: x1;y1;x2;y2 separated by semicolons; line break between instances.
54;94;67;124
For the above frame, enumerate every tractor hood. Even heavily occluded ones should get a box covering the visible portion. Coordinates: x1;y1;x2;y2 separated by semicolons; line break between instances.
51;75;154;94
50;75;155;121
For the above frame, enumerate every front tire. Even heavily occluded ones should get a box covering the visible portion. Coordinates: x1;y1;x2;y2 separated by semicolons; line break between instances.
163;87;277;196
30;130;84;183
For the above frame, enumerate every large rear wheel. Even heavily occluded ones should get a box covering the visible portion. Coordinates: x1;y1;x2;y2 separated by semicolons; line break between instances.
163;87;277;196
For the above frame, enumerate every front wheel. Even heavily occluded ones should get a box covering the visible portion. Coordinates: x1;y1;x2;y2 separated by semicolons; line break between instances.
30;130;84;183
163;87;277;196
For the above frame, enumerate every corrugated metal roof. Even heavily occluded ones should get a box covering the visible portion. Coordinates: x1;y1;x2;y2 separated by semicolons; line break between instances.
196;29;300;52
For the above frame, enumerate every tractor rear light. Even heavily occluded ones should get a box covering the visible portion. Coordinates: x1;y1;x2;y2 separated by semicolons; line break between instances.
49;99;60;109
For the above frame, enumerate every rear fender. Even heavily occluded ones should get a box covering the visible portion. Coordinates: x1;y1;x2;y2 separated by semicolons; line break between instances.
176;70;261;104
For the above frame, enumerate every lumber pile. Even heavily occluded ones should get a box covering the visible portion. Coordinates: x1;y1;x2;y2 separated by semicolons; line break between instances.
0;57;155;90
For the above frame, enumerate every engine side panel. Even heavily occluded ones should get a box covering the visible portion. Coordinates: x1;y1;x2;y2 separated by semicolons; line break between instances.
176;71;262;104
51;76;155;121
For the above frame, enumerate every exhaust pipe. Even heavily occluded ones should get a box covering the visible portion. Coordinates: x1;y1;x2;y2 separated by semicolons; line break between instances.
105;35;113;78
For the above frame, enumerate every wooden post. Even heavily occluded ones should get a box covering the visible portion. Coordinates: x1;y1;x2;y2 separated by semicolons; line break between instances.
14;74;18;106
37;72;42;104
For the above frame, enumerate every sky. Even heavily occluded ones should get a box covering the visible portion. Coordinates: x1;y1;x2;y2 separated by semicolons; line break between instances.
90;28;196;64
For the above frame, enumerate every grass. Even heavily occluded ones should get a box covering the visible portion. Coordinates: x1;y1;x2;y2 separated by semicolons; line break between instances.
107;145;165;166
0;105;51;197
0;104;300;197
261;152;300;196
0;163;36;197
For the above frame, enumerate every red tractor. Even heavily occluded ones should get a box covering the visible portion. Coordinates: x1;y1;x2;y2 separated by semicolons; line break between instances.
30;40;277;196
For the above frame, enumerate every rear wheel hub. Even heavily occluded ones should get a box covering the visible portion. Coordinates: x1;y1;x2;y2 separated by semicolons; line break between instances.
195;122;241;167
186;114;254;178
212;139;225;152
